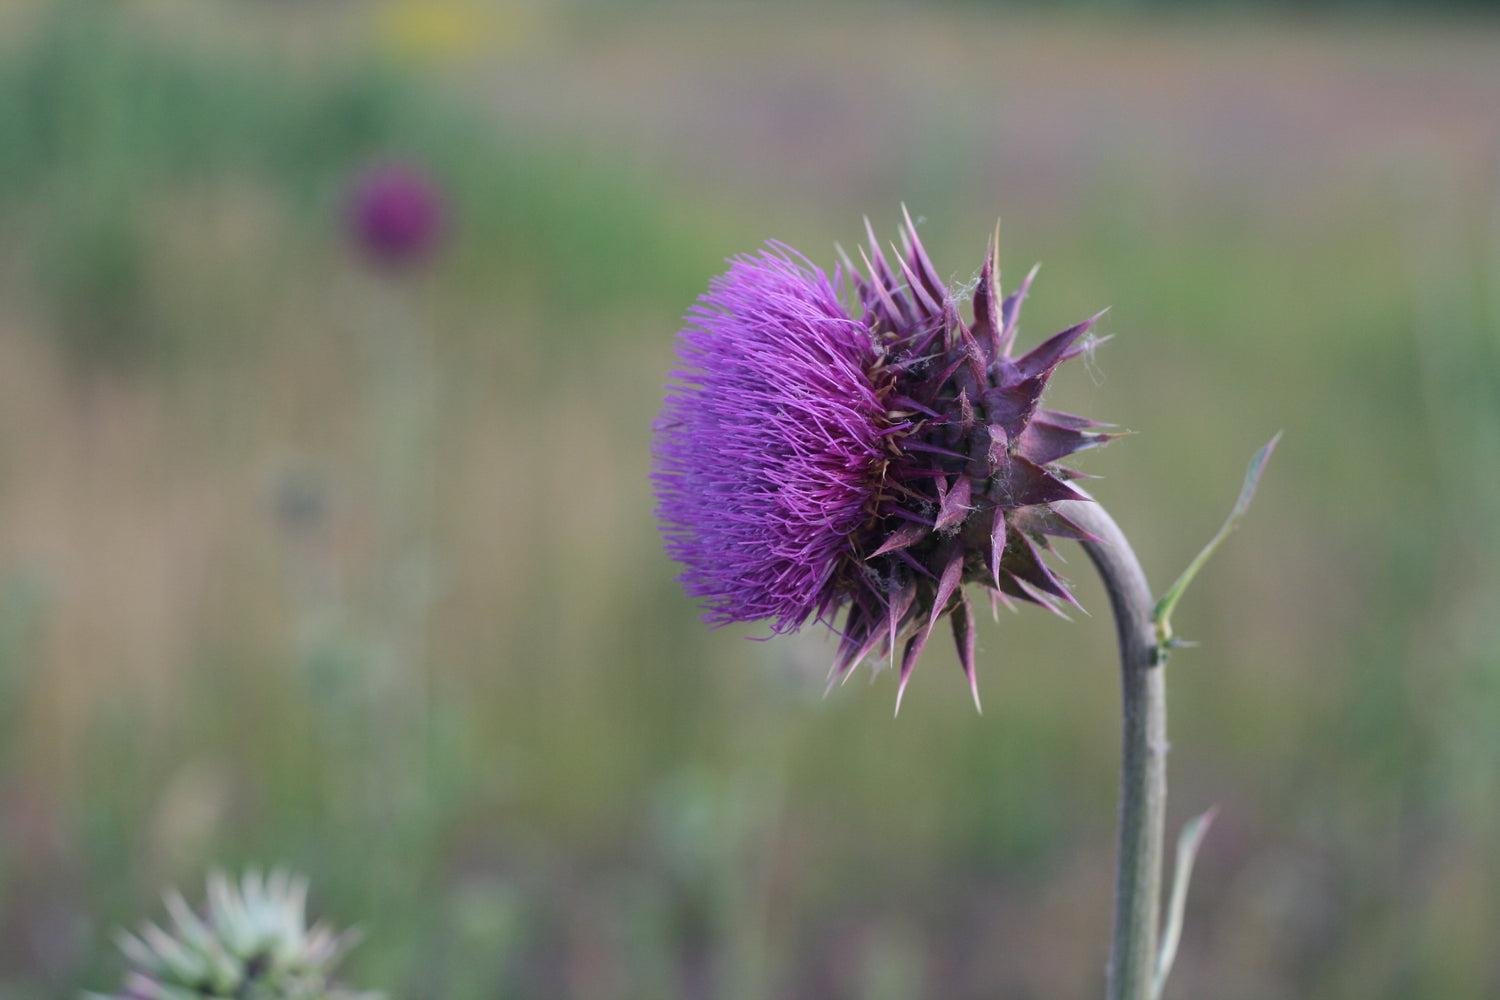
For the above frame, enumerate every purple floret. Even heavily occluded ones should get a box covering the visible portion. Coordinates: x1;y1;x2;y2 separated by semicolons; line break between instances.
653;246;890;633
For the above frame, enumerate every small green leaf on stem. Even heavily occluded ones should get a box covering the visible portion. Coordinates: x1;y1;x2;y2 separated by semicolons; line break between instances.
1153;433;1281;647
1152;807;1217;1000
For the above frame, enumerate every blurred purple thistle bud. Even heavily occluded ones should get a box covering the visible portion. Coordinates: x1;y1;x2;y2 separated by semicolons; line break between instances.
346;162;445;270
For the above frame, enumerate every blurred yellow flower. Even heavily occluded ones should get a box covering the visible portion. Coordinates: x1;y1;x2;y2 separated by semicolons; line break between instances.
376;0;535;64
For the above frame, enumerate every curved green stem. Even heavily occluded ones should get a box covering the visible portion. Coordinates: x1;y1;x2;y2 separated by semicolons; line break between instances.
1056;498;1166;1000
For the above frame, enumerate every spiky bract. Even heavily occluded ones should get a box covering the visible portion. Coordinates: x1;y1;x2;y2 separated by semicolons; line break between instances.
655;211;1114;710
89;870;378;1000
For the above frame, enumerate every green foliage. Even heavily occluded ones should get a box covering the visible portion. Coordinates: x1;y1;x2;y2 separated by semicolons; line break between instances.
0;1;709;371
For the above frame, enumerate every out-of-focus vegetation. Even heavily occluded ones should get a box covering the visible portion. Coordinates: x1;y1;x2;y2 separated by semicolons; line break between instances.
0;2;1497;998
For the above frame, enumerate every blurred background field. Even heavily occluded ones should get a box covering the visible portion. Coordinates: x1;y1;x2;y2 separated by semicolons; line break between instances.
1;1;1498;997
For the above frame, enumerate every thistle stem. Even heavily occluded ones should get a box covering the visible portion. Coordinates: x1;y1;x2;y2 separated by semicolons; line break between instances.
1055;498;1165;1000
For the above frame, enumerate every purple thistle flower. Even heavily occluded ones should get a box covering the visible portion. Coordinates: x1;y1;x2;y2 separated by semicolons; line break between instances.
654;210;1114;712
346;162;445;269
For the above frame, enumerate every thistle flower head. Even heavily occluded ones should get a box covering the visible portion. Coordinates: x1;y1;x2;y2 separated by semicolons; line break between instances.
346;162;445;269
654;210;1114;711
89;870;378;1000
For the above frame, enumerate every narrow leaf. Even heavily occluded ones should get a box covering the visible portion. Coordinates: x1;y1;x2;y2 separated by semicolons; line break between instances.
1153;808;1217;1000
1152;433;1281;645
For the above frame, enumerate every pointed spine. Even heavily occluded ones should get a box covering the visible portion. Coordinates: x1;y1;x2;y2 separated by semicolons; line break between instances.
951;592;982;713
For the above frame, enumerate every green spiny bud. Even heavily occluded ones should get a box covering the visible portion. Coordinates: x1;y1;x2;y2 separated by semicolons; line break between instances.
86;869;380;1000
